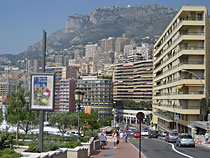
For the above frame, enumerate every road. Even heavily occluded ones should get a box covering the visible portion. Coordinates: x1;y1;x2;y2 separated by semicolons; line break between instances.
129;136;210;158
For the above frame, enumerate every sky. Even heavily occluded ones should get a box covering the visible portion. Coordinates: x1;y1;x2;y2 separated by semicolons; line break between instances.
0;0;209;55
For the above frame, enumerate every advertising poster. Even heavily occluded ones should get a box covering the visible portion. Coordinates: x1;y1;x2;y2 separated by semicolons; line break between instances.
30;73;55;111
85;106;91;114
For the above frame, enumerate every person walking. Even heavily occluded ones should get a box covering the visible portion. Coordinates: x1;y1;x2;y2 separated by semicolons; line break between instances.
124;131;128;143
204;131;209;144
101;131;107;149
112;131;118;148
120;131;124;142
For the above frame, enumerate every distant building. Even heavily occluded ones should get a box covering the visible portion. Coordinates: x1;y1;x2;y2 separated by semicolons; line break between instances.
77;76;113;118
113;60;153;102
40;66;78;112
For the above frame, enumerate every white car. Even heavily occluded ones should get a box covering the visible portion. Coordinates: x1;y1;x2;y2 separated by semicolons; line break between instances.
141;130;149;136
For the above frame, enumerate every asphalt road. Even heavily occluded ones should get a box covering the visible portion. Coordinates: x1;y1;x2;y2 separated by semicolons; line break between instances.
129;136;210;158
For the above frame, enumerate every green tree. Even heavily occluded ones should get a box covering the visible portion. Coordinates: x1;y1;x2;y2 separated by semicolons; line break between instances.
6;82;38;143
80;112;99;134
49;112;77;136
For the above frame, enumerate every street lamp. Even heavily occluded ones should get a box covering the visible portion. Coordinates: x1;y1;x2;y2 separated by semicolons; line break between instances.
74;88;85;143
181;70;210;100
112;108;116;131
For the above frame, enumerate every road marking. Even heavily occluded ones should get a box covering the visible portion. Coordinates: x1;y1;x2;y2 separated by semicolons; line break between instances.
155;139;194;158
128;139;147;158
170;143;194;158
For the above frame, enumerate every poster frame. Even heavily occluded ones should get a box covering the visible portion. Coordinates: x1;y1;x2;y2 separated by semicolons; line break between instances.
30;73;55;111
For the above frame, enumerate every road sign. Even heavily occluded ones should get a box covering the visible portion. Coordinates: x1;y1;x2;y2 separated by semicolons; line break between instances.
136;112;145;121
174;115;179;120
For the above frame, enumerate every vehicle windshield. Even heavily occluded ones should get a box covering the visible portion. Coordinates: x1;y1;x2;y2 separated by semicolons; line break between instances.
170;133;178;136
181;135;193;139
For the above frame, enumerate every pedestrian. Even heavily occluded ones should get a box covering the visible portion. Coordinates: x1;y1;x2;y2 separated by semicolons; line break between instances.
204;131;209;144
124;131;128;143
120;131;124;142
101;131;107;149
112;131;118;148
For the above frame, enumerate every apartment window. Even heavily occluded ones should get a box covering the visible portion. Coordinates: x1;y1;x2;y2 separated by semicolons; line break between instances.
186;115;188;121
197;13;203;21
182;114;184;120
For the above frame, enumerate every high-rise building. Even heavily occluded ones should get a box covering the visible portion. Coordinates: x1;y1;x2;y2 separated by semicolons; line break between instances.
77;76;113;119
113;60;153;102
152;6;210;134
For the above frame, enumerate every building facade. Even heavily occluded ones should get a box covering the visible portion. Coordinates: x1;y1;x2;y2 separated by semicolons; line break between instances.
77;76;113;118
152;6;210;134
113;60;153;102
40;66;78;112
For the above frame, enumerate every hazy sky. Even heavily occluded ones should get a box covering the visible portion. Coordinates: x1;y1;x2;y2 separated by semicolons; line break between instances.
0;0;209;55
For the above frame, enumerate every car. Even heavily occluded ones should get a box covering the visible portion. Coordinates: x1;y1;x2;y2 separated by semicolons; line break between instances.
128;129;135;136
158;131;167;137
148;130;158;138
141;130;149;136
134;131;141;138
176;134;195;147
165;132;179;142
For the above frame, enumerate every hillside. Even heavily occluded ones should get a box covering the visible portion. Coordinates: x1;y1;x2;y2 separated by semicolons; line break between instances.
3;5;178;60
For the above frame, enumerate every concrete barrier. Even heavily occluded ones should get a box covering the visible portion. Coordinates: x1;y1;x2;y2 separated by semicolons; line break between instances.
93;140;100;150
81;137;94;156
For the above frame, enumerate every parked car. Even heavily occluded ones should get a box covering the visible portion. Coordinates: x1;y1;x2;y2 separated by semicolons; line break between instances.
176;134;195;147
158;131;167;137
134;131;141;138
128;129;135;136
148;130;158;138
141;130;149;136
165;132;179;142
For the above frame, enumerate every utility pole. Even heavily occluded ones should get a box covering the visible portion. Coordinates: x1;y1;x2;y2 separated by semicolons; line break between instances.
39;30;46;152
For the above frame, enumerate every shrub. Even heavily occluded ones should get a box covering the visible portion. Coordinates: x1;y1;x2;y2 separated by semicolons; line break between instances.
0;130;15;150
25;142;59;153
0;148;22;158
85;129;98;139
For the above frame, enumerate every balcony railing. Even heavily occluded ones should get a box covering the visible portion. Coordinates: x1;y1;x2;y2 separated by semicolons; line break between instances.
154;17;204;53
153;112;174;120
153;103;200;109
154;76;204;88
154;91;204;96
155;61;204;79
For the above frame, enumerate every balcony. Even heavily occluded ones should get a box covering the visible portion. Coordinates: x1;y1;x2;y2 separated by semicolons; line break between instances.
153;103;200;114
154;62;204;82
153;112;174;122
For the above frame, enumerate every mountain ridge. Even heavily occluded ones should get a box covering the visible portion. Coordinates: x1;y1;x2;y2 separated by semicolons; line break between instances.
1;4;178;61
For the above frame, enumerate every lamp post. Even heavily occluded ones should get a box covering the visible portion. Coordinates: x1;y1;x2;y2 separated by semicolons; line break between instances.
181;70;210;100
112;108;116;131
74;88;84;143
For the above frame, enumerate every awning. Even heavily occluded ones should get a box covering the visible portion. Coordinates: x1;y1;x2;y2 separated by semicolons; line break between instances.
185;84;203;87
177;85;183;89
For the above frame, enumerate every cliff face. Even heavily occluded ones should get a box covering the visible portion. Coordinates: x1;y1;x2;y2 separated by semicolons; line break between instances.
18;5;177;59
65;14;91;33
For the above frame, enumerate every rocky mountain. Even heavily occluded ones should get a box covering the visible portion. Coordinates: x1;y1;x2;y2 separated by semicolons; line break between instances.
5;5;178;60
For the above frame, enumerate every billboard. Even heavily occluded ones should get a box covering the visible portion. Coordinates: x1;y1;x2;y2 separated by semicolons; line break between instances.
30;73;55;111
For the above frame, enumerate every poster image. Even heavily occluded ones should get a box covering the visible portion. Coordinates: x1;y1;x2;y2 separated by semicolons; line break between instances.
30;73;55;111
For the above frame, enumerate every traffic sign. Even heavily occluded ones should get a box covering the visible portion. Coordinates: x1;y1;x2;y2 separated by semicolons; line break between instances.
174;115;179;120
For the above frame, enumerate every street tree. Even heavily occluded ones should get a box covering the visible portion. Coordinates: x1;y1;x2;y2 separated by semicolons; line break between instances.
49;112;77;136
6;82;38;143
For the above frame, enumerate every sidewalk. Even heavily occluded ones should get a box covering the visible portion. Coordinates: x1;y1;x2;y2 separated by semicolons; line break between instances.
90;136;144;158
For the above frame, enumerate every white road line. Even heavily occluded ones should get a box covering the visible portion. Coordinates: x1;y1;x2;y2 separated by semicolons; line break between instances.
170;143;194;158
155;139;194;158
